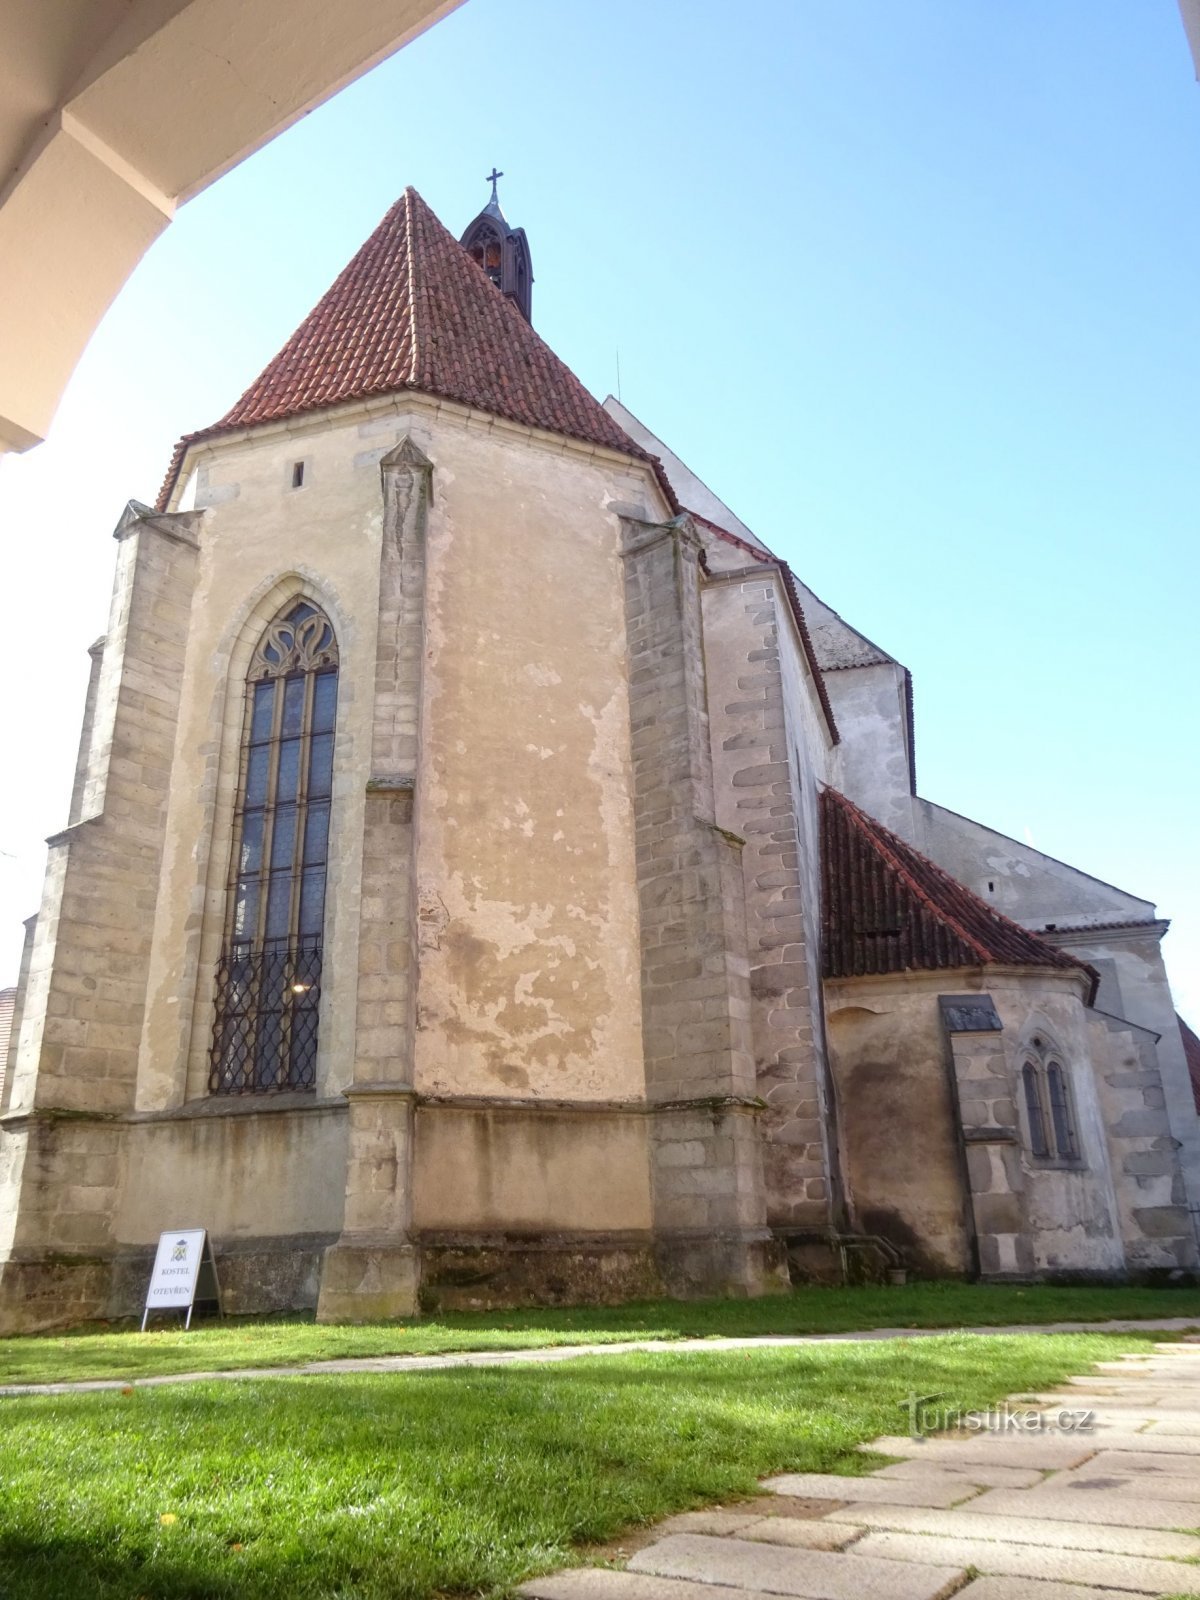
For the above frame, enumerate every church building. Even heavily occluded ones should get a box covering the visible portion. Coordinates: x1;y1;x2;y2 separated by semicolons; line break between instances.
1;184;1196;1331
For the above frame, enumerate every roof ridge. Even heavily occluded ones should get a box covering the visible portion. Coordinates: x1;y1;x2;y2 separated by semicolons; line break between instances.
404;187;421;388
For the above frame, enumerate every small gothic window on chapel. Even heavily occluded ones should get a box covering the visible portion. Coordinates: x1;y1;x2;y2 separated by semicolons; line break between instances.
1021;1034;1083;1167
209;600;339;1094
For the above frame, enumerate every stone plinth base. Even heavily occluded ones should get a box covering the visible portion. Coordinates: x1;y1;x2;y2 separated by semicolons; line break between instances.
654;1228;791;1300
111;1233;335;1320
0;1253;112;1334
316;1239;419;1322
417;1232;662;1313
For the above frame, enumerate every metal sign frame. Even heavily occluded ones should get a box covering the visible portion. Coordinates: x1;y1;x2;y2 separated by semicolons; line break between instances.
141;1228;223;1331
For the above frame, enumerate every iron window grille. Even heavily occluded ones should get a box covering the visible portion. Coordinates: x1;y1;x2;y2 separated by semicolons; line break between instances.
210;600;338;1095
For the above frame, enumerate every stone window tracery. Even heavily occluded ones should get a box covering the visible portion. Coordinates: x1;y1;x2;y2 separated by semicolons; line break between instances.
209;599;339;1094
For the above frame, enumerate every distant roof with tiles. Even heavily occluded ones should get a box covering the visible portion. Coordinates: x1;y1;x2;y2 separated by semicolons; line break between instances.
1180;1014;1200;1115
820;787;1096;994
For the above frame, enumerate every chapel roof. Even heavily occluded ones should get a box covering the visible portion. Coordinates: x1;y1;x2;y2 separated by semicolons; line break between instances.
820;786;1097;995
155;187;657;510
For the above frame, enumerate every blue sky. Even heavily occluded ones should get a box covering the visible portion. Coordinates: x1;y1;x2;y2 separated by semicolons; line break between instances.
1;0;1198;1016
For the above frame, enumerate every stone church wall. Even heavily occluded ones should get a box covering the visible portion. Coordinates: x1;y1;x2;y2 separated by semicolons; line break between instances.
701;565;840;1233
825;660;915;842
0;504;203;1329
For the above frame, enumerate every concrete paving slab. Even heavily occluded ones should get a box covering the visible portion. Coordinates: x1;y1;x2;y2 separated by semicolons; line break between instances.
517;1571;768;1600
628;1533;966;1600
1083;1431;1200;1456
1135;1414;1200;1434
862;1437;1098;1469
964;1487;1200;1531
1093;1361;1200;1373
956;1580;1147;1600
874;1462;1046;1489
1053;1467;1200;1504
1024;1393;1175;1409
853;1532;1200;1595
654;1511;764;1538
1087;1448;1200;1477
738;1518;861;1550
763;1473;976;1507
1066;1375;1200;1389
818;1503;1200;1557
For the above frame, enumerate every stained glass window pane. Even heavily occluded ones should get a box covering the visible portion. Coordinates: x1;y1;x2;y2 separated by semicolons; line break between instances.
303;803;329;866
239;813;264;875
250;680;275;743
245;745;270;807
277;739;301;802
312;673;337;733
299;869;325;938
233;877;259;942
281;676;306;737
270;806;297;871
265;872;292;942
309;734;333;798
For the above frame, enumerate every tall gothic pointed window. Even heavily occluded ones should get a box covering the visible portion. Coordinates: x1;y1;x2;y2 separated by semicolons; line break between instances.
210;600;338;1094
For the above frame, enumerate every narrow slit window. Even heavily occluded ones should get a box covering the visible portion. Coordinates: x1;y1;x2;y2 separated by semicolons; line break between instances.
210;599;338;1095
1022;1062;1050;1159
291;461;306;489
1046;1062;1080;1162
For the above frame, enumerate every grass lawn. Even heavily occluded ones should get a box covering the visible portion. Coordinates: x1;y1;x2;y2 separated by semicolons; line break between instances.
0;1329;1176;1599
1;1280;1197;1386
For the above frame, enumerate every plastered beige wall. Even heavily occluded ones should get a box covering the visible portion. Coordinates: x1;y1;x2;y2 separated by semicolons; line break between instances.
412;1105;652;1232
825;979;971;1274
139;395;659;1123
116;1105;348;1242
405;415;653;1101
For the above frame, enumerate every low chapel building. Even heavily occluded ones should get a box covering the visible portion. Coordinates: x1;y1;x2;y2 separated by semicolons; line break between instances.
1;186;1197;1330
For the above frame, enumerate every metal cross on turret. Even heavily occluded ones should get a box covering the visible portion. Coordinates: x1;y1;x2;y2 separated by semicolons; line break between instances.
461;169;533;323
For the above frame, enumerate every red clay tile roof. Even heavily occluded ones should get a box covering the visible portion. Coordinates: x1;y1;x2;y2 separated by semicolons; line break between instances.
156;187;663;511
820;787;1096;996
1179;1014;1200;1115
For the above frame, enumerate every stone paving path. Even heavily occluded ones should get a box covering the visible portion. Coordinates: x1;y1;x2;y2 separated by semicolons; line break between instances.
518;1337;1200;1600
2;1316;1198;1398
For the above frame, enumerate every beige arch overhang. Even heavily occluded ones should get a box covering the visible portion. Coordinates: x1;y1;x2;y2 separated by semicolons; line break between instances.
0;0;464;456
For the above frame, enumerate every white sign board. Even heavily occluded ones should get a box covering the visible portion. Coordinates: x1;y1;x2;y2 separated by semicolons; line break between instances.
141;1229;220;1330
